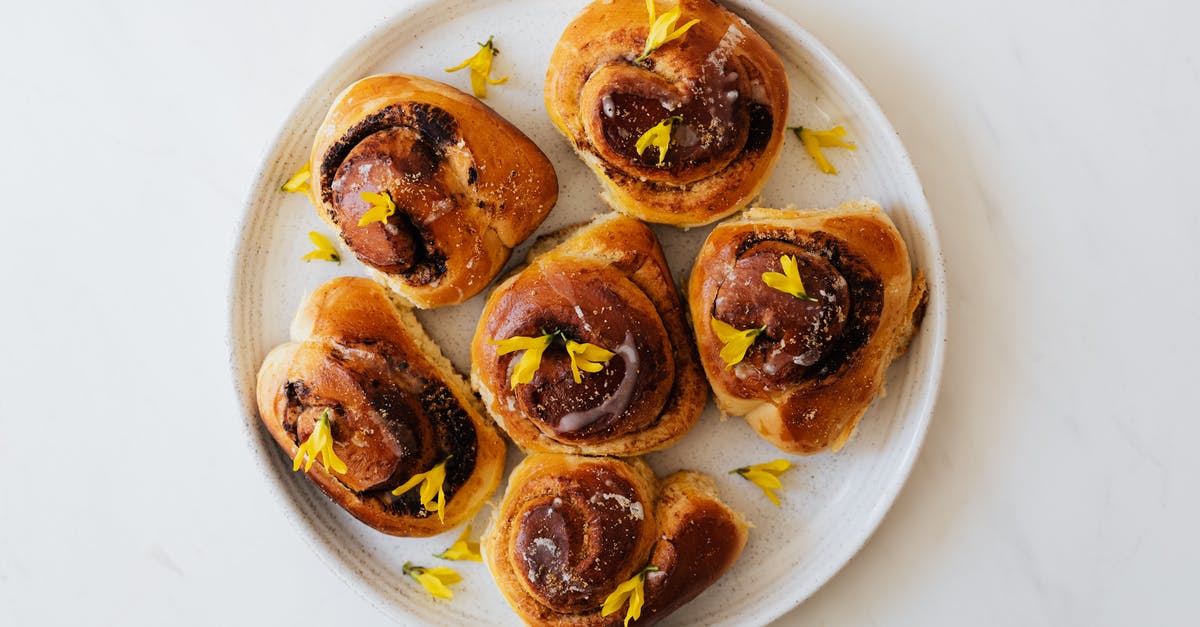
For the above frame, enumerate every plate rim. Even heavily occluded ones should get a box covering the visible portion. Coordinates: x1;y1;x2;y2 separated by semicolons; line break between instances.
225;0;949;624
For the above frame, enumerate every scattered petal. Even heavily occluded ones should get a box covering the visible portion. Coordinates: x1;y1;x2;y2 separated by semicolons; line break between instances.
635;116;681;166
710;318;764;369
731;459;793;506
291;409;348;474
637;0;700;62
301;231;341;264
761;254;818;301
357;190;396;227
281;162;312;194
446;36;508;98
392;457;453;523
791;125;856;175
435;525;483;562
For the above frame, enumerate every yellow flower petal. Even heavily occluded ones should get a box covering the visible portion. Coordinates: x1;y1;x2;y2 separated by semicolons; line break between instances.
601;567;658;626
281;162;312;194
446;36;508;98
491;334;554;389
761;255;818;301
638;1;700;62
710;318;763;370
732;459;794;506
291;410;347;475
436;525;483;562
792;125;856;175
392;457;452;523
635;116;681;166
357;190;396;227
301;231;341;264
565;340;616;383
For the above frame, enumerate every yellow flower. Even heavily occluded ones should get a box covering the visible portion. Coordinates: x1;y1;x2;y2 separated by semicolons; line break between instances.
637;0;700;62
564;340;616;384
710;318;764;370
791;125;857;175
602;566;658;627
761;254;819;301
301;231;341;264
392;456;452;523
445;36;508;98
490;333;554;389
280;162;312;194
403;562;462;600
357;190;396;227
292;409;348;475
435;525;483;562
731;459;792;506
635;116;682;166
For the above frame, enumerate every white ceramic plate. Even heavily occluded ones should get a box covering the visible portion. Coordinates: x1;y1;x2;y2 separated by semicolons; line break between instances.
228;1;947;625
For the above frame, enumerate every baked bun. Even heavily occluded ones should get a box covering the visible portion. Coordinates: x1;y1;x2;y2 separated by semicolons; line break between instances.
256;277;506;536
688;200;928;454
471;213;706;456
310;74;558;308
545;0;788;226
482;454;748;626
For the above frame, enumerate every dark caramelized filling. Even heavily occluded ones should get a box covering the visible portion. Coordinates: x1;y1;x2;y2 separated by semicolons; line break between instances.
284;343;477;516
714;234;884;384
512;467;645;611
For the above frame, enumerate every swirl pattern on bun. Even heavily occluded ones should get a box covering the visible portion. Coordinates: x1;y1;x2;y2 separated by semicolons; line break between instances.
256;277;506;536
310;74;558;308
688;200;928;454
546;0;788;226
482;454;748;626
471;213;706;456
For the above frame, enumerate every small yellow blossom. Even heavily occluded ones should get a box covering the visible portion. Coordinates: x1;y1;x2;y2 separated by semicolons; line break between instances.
490;333;554;389
602;566;659;627
445;36;508;98
710;318;764;370
292;409;348;475
393;456;452;523
404;562;462;600
435;525;483;562
491;332;616;388
635;116;682;166
731;459;792;506
637;0;700;62
301;231;341;264
564;340;616;384
357;190;396;227
761;254;818;301
280;162;312;194
791;125;856;175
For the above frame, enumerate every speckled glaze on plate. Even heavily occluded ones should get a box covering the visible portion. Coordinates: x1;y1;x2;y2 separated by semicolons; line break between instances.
227;1;947;625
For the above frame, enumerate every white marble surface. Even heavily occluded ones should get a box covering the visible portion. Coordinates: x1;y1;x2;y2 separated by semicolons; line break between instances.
1;0;1196;625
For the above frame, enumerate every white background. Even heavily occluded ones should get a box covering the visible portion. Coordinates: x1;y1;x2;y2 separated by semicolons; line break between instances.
1;0;1197;625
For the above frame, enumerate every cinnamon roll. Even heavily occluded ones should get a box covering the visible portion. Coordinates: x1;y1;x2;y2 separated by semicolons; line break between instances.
482;454;748;626
310;74;558;308
470;213;706;456
688;200;928;454
256;277;506;536
545;0;788;226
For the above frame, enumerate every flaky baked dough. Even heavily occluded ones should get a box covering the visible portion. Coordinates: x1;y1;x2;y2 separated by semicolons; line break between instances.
546;0;788;226
256;277;506;536
471;213;706;456
310;74;557;308
482;454;748;626
688;200;928;454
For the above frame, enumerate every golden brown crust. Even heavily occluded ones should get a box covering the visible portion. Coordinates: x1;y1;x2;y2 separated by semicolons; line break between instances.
311;74;558;308
256;277;506;536
687;200;928;454
546;0;788;226
471;213;707;456
481;454;748;627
